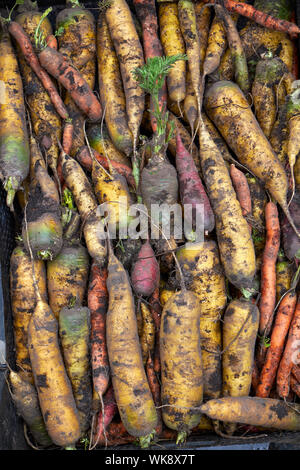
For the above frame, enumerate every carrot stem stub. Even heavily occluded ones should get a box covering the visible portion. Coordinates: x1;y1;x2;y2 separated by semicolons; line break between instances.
38;47;102;122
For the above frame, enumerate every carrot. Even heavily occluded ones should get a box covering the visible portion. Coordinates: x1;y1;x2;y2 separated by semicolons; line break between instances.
14;1;61;176
230;164;252;231
10;245;47;385
194;1;211;74
9;370;52;447
259;202;281;337
201;0;300;37
183;69;198;136
202;113;232;163
159;2;186;105
176;132;214;236
252;56;288;139
0;29;30;210
198;117;256;290
178;0;202;120
215;4;250;96
222;298;259;435
28;295;81;448
57;1;96;155
62;121;74;156
133;0;167;133
55;1;96;68
139;302;156;366
76;146;135;189
203;14;227;78
167;112;200;169
277;294;300;398
34;19;102;121
131;240;160;297
45;34;57;50
47;239;89;320
256;290;297;398
92;386;118;447
205;81;298;236
59;305;92;434
87;124;131;167
7;21;69;121
88;263;110;401
160;290;203;444
200;396;300;430
91;159;132;235
37;45;101;122
97;14;133;156
177;241;226;400
22;135;63;260
105;0;145;155
106;246;158;446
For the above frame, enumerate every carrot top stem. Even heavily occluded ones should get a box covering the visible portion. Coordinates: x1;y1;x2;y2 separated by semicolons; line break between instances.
133;55;187;154
138;431;156;449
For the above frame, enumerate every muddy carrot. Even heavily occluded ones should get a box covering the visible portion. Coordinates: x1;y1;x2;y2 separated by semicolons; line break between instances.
88;262;110;401
277;293;300;398
256;290;297;398
259;202;281;336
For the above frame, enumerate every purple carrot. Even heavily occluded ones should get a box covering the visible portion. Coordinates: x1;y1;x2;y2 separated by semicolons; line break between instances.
176;132;215;234
92;386;118;446
131;240;160;297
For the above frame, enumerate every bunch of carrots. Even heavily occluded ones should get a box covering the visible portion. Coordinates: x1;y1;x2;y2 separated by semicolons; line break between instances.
3;0;300;450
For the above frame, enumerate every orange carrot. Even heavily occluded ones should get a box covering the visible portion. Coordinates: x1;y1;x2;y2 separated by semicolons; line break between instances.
76;146;135;188
46;34;57;50
256;290;297;398
88;262;110;400
38;47;102;122
7;21;69;120
277;293;300;398
62;121;74;156
201;0;300;37
259;202;281;337
230;164;252;231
